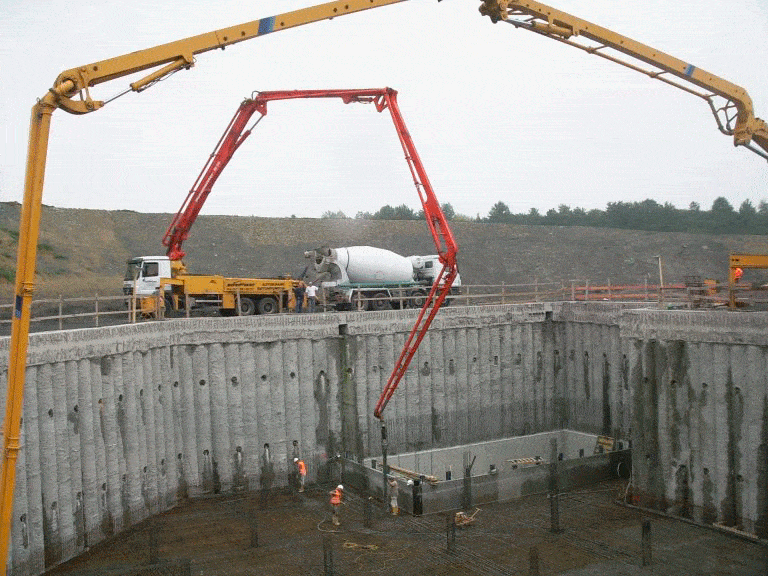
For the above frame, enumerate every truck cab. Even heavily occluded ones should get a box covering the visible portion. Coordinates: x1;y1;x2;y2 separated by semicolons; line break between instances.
124;256;172;297
409;255;462;288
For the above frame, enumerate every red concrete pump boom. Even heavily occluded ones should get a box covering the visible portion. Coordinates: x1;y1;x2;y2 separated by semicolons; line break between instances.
161;87;457;419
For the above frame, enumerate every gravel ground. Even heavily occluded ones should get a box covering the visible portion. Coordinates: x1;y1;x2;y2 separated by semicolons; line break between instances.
43;480;767;576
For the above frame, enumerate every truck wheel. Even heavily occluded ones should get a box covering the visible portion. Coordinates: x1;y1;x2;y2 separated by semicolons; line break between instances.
238;297;257;316
408;288;427;309
257;297;278;315
163;296;179;318
370;292;392;312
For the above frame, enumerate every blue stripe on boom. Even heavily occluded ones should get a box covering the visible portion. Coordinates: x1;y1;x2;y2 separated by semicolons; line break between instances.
684;64;696;77
258;16;275;35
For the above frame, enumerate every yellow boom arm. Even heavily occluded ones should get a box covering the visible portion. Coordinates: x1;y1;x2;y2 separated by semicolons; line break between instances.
479;0;768;160
53;0;408;115
3;1;409;573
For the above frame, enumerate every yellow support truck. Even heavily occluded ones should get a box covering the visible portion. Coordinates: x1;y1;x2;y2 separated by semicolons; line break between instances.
124;256;297;317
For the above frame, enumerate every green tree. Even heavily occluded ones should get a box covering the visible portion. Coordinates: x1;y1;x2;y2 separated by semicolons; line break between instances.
586;209;603;227
486;201;512;222
440;203;456;220
392;204;418;220
372;205;396;219
710;196;737;232
605;201;633;229
711;196;734;214
738;199;758;232
571;207;588;226
321;210;348;219
739;199;757;217
372;204;418;220
757;200;768;231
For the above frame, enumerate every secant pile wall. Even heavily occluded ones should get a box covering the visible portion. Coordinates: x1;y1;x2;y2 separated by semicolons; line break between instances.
622;309;768;536
0;303;766;575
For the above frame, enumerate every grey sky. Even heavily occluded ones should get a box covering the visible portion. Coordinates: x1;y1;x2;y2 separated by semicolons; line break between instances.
1;0;767;220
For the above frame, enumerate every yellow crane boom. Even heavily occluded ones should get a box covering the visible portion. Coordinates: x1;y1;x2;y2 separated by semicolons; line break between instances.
479;0;768;160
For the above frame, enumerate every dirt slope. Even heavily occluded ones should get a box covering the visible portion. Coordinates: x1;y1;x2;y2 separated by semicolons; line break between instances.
1;202;766;299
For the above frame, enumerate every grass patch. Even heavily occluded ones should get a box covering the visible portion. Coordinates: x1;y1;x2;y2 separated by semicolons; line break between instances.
34;274;124;299
1;229;19;242
0;266;15;283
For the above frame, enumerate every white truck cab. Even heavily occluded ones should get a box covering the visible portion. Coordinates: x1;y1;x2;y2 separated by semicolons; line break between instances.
409;254;462;287
123;256;172;297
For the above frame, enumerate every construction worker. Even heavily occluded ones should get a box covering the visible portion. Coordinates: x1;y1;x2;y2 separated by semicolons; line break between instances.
329;484;343;525
295;457;307;492
388;476;399;515
734;267;744;282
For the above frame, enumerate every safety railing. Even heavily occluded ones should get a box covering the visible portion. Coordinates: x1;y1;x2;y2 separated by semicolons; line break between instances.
0;279;747;335
0;293;172;335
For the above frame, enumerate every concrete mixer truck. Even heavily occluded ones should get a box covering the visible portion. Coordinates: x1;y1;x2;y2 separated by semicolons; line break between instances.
304;246;461;311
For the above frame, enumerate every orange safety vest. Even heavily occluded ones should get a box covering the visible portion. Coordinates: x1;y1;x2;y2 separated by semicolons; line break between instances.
297;460;307;476
330;489;342;505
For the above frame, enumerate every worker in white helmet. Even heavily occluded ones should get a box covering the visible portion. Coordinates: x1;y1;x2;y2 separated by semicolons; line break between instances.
329;484;344;525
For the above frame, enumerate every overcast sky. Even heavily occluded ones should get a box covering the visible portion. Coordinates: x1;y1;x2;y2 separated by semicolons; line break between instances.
1;0;767;220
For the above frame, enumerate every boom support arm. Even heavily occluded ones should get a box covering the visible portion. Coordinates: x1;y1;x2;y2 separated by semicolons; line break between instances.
479;0;768;160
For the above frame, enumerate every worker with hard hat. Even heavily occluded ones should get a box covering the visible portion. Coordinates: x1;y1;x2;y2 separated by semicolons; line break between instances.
329;484;344;525
294;457;307;492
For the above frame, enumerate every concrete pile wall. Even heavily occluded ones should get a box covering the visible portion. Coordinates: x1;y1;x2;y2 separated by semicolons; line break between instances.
622;309;768;537
347;303;632;460
0;302;765;574
0;315;347;575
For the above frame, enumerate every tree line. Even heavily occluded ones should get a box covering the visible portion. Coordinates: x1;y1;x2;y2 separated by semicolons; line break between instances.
322;197;768;235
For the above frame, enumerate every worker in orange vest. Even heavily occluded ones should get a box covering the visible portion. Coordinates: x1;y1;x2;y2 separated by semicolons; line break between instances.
329;484;343;525
294;458;307;492
734;267;744;282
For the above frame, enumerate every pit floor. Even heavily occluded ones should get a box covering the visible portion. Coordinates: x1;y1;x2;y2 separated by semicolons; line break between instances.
44;479;766;576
